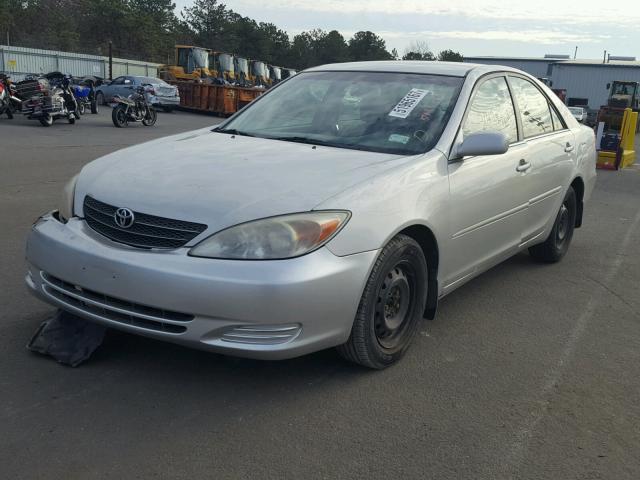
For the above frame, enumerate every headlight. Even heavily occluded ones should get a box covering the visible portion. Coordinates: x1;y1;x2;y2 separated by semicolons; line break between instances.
58;174;79;222
189;211;350;260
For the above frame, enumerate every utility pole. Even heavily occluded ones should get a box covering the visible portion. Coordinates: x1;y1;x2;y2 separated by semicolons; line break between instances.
108;41;113;80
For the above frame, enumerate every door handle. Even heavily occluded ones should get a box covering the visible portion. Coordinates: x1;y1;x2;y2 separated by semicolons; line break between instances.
564;143;574;153
516;159;531;172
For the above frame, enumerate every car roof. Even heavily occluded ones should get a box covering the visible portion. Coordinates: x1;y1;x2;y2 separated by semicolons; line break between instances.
305;61;511;77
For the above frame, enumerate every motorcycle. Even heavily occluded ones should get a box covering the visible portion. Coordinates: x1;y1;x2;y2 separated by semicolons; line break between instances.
0;74;21;119
111;85;157;128
21;73;80;127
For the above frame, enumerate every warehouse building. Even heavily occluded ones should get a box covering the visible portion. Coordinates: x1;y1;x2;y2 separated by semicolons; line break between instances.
464;55;640;111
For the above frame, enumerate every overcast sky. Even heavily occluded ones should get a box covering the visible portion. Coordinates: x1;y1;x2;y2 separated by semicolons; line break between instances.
173;0;639;59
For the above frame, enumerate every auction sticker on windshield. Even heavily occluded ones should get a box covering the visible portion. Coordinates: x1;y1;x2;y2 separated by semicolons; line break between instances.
389;89;431;119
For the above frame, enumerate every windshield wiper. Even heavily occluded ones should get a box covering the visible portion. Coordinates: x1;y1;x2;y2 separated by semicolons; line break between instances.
267;136;344;148
212;127;255;137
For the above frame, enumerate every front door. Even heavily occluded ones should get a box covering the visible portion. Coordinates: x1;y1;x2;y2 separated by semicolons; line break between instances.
445;75;529;291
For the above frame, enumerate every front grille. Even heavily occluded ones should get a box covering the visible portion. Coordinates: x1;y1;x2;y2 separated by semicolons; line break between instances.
41;272;192;334
83;196;207;249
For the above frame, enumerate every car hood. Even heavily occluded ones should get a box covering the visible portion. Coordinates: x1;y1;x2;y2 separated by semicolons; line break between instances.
75;128;414;239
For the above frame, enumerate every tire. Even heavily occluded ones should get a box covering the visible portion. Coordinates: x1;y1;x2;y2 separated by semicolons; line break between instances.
39;115;53;127
6;108;13;119
78;103;85;115
96;92;105;106
112;105;128;128
142;107;157;126
90;100;98;114
68;114;75;124
529;186;577;263
162;106;173;113
337;234;428;369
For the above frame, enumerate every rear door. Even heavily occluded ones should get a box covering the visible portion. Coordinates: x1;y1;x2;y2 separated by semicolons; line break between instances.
508;76;575;244
445;75;529;290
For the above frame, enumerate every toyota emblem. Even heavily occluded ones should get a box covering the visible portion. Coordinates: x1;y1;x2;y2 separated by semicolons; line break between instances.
114;207;135;229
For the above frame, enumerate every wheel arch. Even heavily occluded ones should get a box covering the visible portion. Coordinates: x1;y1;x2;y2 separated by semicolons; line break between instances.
570;176;585;228
397;224;439;320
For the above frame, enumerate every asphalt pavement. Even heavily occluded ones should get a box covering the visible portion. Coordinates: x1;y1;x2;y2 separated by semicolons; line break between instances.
1;110;639;479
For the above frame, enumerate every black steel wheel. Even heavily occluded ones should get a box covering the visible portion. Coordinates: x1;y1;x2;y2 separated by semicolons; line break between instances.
529;186;577;263
112;105;128;128
337;234;428;369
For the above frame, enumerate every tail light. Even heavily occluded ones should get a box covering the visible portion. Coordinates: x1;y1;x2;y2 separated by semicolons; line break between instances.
0;84;4;94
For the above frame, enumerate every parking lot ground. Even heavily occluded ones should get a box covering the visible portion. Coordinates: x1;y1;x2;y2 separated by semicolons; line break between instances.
1;116;639;479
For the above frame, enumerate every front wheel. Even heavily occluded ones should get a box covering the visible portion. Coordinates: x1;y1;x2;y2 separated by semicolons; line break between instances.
529;186;577;263
68;114;76;124
78;102;85;115
337;234;428;369
39;114;53;127
112;105;128;128
90;99;98;114
96;92;105;106
142;107;157;126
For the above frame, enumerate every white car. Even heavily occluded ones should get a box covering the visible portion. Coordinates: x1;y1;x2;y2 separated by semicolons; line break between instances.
26;61;596;369
568;106;586;123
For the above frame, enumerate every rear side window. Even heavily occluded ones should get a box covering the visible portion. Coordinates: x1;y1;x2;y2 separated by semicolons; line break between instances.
509;77;555;137
462;76;518;144
549;106;565;131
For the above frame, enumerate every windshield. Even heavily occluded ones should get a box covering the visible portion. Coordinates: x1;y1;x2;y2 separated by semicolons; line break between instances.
219;71;463;155
138;77;167;86
252;62;265;77
192;49;209;69
236;58;248;74
218;54;234;73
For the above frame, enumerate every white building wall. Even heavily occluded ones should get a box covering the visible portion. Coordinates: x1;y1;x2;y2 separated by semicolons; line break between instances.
550;64;640;109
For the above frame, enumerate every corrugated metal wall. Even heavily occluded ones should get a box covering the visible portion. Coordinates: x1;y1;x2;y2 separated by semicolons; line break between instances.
550;64;640;109
0;45;160;81
464;58;554;78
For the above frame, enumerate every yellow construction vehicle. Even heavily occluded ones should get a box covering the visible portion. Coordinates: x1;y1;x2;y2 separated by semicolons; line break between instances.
597;80;640;131
234;56;251;87
210;52;235;83
158;45;215;82
250;60;269;87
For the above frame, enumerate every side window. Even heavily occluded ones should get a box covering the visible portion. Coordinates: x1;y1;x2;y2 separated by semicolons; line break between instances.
112;77;124;85
509;77;554;137
549;106;565;131
462;76;518;144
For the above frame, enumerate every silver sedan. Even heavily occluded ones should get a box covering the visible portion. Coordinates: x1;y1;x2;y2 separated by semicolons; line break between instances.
25;61;596;368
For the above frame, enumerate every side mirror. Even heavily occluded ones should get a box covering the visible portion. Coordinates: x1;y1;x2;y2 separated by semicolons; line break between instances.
453;131;509;159
606;83;611;90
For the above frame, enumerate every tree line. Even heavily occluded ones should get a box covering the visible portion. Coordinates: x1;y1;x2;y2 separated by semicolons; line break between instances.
0;0;463;69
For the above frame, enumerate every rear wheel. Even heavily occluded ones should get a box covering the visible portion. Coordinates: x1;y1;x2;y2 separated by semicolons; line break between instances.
77;102;85;115
112;105;128;128
529;186;577;263
142;107;157;126
39;114;53;127
67;114;75;124
6;108;13;119
90;99;98;114
337;234;428;369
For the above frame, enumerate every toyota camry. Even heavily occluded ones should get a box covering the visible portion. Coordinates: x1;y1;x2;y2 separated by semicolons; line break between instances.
25;61;597;369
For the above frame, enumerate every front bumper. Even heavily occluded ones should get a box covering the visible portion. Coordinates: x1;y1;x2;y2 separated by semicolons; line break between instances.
25;213;377;360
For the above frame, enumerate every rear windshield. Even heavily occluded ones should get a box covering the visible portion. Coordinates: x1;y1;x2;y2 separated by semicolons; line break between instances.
220;71;463;155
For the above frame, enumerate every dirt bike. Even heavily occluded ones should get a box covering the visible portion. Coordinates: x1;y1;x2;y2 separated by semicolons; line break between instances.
111;85;157;128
